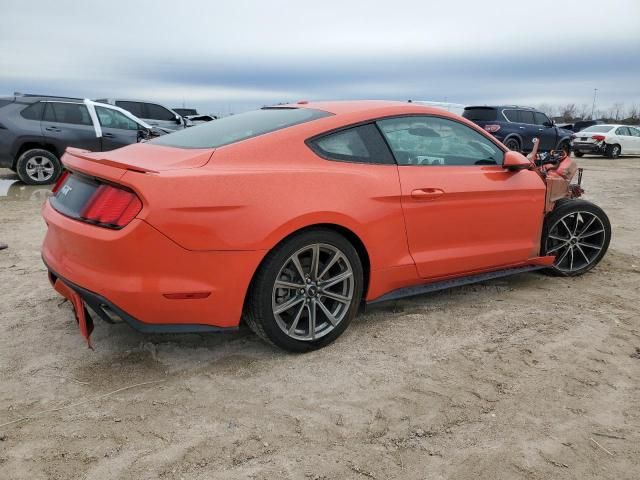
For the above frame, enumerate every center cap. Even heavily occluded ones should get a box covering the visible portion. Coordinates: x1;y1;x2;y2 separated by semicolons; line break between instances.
306;285;318;297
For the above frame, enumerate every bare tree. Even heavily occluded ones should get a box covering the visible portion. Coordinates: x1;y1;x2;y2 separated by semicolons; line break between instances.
612;102;624;121
577;103;590;120
627;104;639;122
537;103;556;118
559;103;577;122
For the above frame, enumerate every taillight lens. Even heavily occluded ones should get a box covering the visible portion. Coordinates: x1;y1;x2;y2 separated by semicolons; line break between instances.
484;124;501;133
80;184;142;228
51;170;70;193
592;135;606;141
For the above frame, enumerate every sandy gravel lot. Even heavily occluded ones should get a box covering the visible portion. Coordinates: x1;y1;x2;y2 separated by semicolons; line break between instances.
0;156;638;480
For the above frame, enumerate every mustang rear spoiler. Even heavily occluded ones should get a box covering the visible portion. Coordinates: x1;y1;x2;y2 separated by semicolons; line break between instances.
65;147;159;174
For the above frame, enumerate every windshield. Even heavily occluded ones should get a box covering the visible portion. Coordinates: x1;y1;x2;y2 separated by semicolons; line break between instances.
151;107;331;148
581;125;614;133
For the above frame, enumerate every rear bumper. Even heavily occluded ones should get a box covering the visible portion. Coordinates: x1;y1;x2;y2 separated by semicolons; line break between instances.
41;200;266;330
572;142;605;154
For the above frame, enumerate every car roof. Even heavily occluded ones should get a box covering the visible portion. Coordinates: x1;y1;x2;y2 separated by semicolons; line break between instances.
282;100;459;118
464;105;536;111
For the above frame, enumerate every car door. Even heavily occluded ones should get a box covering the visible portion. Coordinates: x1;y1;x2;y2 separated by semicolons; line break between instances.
534;112;557;151
41;102;101;152
614;127;633;154
518;110;539;151
94;106;142;150
628;126;640;154
377;115;546;279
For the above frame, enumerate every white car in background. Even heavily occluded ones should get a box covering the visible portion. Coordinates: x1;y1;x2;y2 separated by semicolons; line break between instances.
572;124;640;158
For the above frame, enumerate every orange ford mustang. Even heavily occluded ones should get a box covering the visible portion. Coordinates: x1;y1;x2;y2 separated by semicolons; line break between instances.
42;101;611;351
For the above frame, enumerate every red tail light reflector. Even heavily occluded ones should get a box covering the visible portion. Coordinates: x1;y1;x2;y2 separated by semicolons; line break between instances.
81;184;142;228
484;124;501;133
591;135;606;141
51;170;70;194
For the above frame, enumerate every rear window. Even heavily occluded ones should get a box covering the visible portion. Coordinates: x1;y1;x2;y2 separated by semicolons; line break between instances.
462;108;497;121
581;125;614;133
20;102;44;120
151;107;332;149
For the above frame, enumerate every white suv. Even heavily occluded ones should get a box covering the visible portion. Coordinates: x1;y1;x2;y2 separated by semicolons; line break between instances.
95;99;186;131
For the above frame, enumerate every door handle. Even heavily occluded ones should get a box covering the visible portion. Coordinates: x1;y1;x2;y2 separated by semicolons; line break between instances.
103;133;115;138
411;188;445;200
519;126;525;129
45;126;62;132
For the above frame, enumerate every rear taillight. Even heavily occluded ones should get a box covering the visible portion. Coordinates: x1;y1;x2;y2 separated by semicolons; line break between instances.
80;184;142;228
484;124;501;133
592;135;606;141
51;170;70;194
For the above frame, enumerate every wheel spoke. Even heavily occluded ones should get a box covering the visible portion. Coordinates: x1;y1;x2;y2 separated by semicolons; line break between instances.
320;290;350;304
547;241;568;254
555;245;571;266
578;241;602;251
318;251;342;280
569;247;575;271
317;299;339;326
579;229;604;239
307;300;317;340
287;301;305;334
560;219;572;235
548;234;568;242
275;279;304;289
320;270;353;289
572;213;583;235
274;295;304;315
575;244;591;264
577;216;597;237
290;254;306;282
310;244;320;280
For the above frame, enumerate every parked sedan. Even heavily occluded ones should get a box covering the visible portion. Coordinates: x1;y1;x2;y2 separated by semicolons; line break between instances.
0;95;164;184
42;101;610;352
572;124;640;158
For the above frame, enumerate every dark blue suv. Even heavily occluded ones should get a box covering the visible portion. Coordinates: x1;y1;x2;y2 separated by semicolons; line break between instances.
462;106;573;153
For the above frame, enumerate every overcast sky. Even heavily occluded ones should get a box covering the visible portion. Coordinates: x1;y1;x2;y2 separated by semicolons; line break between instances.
1;0;639;115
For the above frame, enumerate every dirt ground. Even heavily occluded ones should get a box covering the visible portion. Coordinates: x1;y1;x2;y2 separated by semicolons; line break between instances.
0;156;638;480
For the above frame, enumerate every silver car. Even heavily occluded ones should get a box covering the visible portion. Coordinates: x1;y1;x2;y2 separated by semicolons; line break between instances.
95;99;186;131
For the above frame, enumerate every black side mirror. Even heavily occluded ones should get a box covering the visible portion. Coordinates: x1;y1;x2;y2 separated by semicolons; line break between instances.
137;128;151;142
543;121;554;128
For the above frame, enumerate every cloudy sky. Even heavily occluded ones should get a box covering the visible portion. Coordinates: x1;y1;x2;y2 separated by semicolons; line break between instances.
1;0;639;115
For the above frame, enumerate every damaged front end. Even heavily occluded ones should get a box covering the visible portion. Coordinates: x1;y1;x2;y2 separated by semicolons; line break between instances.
527;139;584;212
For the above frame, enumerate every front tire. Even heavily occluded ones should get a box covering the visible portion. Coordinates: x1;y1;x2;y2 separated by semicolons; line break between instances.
16;149;61;185
542;200;611;276
573;151;584;158
605;143;621;159
244;229;363;352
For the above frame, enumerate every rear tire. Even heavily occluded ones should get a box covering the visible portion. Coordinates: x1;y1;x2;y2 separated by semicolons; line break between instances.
557;140;570;155
244;228;363;352
541;199;611;276
605;143;621;159
504;138;521;152
16;149;61;185
573;151;584;158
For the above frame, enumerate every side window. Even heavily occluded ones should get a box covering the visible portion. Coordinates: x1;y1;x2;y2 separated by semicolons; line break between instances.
308;123;395;165
146;103;175;121
115;101;145;118
534;112;550;125
503;109;521;122
377;116;504;166
629;127;640;137
615;127;630;136
519;110;535;125
44;102;93;125
95;106;139;130
20;102;44;121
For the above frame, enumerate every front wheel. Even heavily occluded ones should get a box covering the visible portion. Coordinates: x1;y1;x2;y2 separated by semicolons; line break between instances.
244;229;363;352
542;200;611;276
574;151;584;158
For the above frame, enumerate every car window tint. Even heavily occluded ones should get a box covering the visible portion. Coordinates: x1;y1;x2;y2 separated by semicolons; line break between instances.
44;102;93;125
308;123;395;165
503;109;521;122
146;103;175;121
629;127;640;137
462;108;497;121
20;102;44;121
378;116;504;166
582;125;614;133
615;127;630;136
115;101;145;118
95;106;139;131
519;110;535;124
534;112;549;125
151;107;331;149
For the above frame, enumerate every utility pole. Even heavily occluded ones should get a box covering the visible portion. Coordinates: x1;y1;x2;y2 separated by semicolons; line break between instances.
591;88;598;119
